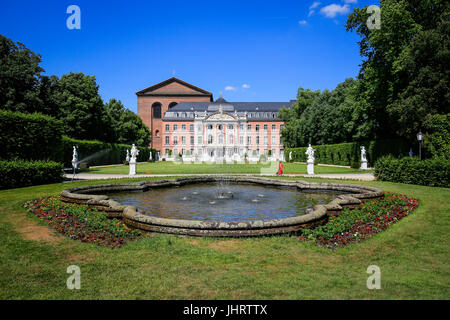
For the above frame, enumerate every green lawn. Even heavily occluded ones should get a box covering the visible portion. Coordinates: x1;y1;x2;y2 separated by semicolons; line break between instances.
0;176;448;299
88;161;366;175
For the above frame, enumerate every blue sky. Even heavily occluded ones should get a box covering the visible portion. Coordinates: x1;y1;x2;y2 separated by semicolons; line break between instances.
0;0;378;113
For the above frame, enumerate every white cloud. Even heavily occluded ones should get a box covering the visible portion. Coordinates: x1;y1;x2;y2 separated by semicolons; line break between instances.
225;86;236;91
298;20;308;26
320;4;350;18
242;84;250;89
309;1;321;10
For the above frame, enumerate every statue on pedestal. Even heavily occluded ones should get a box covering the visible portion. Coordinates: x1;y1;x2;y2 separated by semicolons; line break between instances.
129;144;139;175
305;144;315;175
360;146;368;169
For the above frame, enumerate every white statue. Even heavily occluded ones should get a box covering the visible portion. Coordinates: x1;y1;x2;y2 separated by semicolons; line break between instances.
289;151;292;162
305;144;315;162
126;149;130;162
71;146;78;172
129;144;139;175
306;144;315;175
360;146;368;169
72;146;78;165
149;151;152;161
361;146;367;162
130;144;139;162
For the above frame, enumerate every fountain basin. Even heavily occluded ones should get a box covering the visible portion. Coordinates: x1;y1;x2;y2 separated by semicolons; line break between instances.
61;177;384;237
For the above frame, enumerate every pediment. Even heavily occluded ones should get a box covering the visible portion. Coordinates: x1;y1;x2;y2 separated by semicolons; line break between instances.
136;77;212;97
206;112;236;121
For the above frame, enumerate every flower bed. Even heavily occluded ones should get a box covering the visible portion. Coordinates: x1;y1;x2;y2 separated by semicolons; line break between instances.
298;193;419;249
23;196;141;248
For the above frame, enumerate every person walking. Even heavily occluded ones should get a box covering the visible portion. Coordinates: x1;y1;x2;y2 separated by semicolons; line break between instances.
277;161;283;176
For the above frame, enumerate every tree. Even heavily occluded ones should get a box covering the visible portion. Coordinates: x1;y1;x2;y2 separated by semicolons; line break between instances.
55;72;108;141
0;34;44;113
346;0;450;141
104;98;151;146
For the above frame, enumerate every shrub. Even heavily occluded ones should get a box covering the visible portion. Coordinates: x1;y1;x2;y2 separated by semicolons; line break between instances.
0;160;63;189
286;139;409;167
62;136;155;167
0;110;63;161
374;156;450;187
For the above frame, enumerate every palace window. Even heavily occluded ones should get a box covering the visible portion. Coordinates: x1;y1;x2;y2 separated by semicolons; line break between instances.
181;136;186;145
165;124;170;132
165;136;170;145
152;103;162;119
182;124;186;132
208;135;213;144
173;137;178;145
255;125;260;132
272;124;276;130
247;124;251;131
173;124;178;131
190;136;194;145
264;136;268;145
228;124;233;130
264;124;268;131
190;124;194;132
256;136;260;145
239;124;244;130
272;136;276;144
198;136;203;144
229;135;234;144
247;136;251;145
219;134;224;144
208;125;213;130
239;136;244;145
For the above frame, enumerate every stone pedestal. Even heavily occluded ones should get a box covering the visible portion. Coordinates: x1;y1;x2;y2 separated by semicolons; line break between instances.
360;161;368;170
307;160;314;175
129;161;136;175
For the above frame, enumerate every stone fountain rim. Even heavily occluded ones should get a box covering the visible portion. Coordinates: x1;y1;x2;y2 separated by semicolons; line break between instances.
60;176;384;234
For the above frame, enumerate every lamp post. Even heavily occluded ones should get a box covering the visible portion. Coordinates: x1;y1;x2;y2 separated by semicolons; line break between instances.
416;131;424;160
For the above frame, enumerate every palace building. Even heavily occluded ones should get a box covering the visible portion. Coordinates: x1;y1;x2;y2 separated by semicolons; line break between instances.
137;77;294;161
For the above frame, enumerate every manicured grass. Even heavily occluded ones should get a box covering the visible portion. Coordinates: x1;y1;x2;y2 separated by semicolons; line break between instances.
88;161;366;175
0;177;448;299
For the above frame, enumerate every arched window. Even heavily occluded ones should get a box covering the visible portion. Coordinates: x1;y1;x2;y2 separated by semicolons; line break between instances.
169;102;178;109
155;130;159;137
152;102;162;119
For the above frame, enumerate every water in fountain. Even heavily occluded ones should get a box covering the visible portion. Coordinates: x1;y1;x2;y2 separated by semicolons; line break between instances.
74;149;112;168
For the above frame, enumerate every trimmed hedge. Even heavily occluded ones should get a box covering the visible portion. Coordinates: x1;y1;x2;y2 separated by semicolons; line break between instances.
286;139;409;167
0;160;64;190
62;136;155;168
374;157;449;187
0;110;63;161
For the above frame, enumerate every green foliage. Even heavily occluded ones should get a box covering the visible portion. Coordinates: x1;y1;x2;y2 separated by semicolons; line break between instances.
104;99;151;146
286;139;409;167
0;160;63;189
375;156;450;187
62;136;155;167
54;72;109;141
0;34;44;113
0;110;63;161
280;78;363;147
346;0;450;140
423;113;450;159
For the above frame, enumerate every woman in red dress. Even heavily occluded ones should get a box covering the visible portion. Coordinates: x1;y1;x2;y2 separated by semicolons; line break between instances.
277;161;283;175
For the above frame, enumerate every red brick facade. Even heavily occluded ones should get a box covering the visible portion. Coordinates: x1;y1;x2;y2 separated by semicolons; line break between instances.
136;78;213;150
